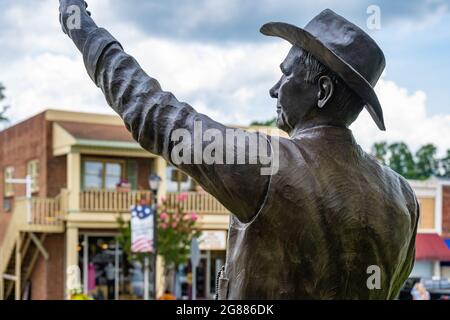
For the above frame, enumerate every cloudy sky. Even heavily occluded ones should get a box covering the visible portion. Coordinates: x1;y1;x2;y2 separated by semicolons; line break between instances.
0;0;449;154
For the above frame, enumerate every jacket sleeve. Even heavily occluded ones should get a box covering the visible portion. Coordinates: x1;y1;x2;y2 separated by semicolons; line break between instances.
77;27;272;222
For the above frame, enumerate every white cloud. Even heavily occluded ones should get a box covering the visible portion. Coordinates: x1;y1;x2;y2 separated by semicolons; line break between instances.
388;2;449;33
126;35;289;124
352;78;450;155
2;53;113;122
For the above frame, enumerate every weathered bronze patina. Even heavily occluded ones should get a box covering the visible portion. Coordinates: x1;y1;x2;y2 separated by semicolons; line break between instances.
60;1;419;299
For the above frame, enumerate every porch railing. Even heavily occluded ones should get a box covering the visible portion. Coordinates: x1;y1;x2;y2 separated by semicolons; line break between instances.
0;193;66;276
166;192;229;215
79;189;153;213
31;192;67;225
78;190;228;215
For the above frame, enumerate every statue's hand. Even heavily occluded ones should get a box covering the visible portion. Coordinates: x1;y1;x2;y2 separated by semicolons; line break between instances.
59;0;91;34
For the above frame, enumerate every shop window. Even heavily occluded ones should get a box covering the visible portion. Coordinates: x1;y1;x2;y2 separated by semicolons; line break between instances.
27;159;40;193
77;235;152;300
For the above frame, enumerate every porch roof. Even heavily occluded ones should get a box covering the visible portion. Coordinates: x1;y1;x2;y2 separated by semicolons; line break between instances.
53;121;154;157
58;121;134;142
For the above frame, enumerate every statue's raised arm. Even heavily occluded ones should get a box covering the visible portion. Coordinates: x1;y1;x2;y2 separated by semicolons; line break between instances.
59;0;271;223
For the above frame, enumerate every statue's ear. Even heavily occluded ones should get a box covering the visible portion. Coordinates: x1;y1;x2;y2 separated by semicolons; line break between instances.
317;76;334;109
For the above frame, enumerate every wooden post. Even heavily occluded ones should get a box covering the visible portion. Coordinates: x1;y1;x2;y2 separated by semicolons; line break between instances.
15;233;21;300
0;272;4;300
65;226;79;299
67;152;81;212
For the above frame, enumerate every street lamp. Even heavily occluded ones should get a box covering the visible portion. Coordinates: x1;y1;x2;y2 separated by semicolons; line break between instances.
147;173;161;300
148;173;162;194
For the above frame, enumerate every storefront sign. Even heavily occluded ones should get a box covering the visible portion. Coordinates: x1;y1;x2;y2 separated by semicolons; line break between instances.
198;230;227;251
131;204;154;253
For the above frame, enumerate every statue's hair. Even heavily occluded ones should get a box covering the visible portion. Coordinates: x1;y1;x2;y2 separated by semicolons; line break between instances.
297;49;365;126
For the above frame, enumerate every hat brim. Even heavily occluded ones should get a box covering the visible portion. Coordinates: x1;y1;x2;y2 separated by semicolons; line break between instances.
260;22;386;131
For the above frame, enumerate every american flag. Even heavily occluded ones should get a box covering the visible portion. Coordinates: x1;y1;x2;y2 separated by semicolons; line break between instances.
131;205;154;253
132;237;153;253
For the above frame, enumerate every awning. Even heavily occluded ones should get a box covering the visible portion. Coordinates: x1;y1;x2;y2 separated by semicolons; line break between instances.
415;233;450;261
57;121;134;142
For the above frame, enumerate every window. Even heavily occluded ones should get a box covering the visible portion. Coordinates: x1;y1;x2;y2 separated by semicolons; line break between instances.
166;166;197;192
27;160;40;193
105;163;122;189
4;166;14;197
3;198;12;212
83;159;124;190
84;161;103;189
417;197;435;230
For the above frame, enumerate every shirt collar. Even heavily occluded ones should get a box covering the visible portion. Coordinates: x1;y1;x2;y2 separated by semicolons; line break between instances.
291;125;356;144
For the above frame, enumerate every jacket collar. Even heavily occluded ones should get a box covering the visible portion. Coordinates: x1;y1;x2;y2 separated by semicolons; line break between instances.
291;125;356;144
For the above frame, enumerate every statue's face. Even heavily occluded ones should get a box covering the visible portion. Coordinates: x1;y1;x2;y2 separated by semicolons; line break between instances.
270;46;318;133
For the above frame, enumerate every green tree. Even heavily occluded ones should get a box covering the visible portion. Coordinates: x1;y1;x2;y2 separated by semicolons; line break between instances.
371;141;388;165
415;144;437;180
437;149;450;178
250;117;277;127
387;142;417;179
371;141;442;180
0;82;10;124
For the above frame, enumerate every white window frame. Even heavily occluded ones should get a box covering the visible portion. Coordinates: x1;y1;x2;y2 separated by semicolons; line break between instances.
4;166;15;197
27;159;40;193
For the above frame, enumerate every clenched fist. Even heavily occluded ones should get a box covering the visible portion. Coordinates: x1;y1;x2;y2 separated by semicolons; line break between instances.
59;0;91;34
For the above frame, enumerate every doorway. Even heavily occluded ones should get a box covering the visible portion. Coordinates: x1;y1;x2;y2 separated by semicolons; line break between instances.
175;250;225;300
77;234;154;300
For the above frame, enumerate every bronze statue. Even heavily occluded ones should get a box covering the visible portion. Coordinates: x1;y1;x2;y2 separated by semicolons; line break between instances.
59;1;419;299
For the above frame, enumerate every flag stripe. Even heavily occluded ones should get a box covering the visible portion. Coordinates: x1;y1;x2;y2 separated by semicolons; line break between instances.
132;237;154;252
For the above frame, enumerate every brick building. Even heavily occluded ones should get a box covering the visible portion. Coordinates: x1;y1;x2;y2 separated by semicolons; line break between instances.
0;110;229;300
442;185;450;238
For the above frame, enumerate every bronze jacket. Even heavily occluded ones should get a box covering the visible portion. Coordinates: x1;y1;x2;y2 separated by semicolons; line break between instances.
71;26;419;299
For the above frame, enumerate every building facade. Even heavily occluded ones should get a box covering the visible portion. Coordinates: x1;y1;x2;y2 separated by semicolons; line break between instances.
409;179;450;279
0;110;229;300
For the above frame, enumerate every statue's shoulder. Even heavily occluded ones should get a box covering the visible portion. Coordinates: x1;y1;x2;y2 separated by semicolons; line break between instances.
359;148;418;209
380;162;419;216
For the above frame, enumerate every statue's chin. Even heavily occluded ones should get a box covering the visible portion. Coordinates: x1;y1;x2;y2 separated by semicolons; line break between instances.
276;113;290;133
